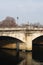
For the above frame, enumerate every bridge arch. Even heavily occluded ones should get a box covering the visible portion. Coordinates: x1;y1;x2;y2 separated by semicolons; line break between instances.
32;35;43;47
0;32;25;43
0;36;23;49
32;32;43;40
26;32;43;51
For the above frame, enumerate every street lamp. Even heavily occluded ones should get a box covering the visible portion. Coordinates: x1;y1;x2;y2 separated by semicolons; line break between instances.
17;17;19;24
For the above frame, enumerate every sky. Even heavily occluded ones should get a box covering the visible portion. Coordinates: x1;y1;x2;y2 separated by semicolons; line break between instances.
0;0;43;24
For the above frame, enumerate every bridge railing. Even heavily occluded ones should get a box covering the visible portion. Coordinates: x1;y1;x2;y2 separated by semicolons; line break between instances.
0;27;43;31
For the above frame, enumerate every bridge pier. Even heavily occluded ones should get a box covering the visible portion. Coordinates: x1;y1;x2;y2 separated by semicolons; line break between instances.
16;43;19;57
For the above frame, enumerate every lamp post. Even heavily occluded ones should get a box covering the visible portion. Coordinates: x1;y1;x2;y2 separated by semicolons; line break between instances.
17;17;19;24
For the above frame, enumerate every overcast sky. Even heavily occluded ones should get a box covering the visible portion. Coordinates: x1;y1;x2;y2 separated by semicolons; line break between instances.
0;0;43;24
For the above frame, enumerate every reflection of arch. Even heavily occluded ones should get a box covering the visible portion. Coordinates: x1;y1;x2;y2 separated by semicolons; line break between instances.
0;36;23;47
32;35;43;61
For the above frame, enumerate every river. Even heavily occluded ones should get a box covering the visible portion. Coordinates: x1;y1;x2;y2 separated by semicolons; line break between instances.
0;49;43;65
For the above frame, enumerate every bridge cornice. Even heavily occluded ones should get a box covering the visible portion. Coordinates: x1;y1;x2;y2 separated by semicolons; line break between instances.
0;27;43;31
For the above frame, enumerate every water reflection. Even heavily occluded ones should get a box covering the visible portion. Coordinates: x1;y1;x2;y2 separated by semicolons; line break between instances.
0;49;24;65
26;52;43;65
0;49;43;65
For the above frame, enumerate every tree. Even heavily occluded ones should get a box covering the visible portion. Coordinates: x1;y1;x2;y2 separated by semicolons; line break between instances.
0;16;18;27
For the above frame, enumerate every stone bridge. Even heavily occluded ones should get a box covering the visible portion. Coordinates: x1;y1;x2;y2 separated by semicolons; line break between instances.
0;26;43;51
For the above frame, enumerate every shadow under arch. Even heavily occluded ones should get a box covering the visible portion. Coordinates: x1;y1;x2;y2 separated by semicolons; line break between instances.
32;35;43;62
0;36;23;47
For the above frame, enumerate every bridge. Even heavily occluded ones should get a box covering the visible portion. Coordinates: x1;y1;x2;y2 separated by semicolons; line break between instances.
0;25;43;51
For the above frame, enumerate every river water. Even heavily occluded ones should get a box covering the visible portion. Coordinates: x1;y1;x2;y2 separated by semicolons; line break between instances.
0;49;43;65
